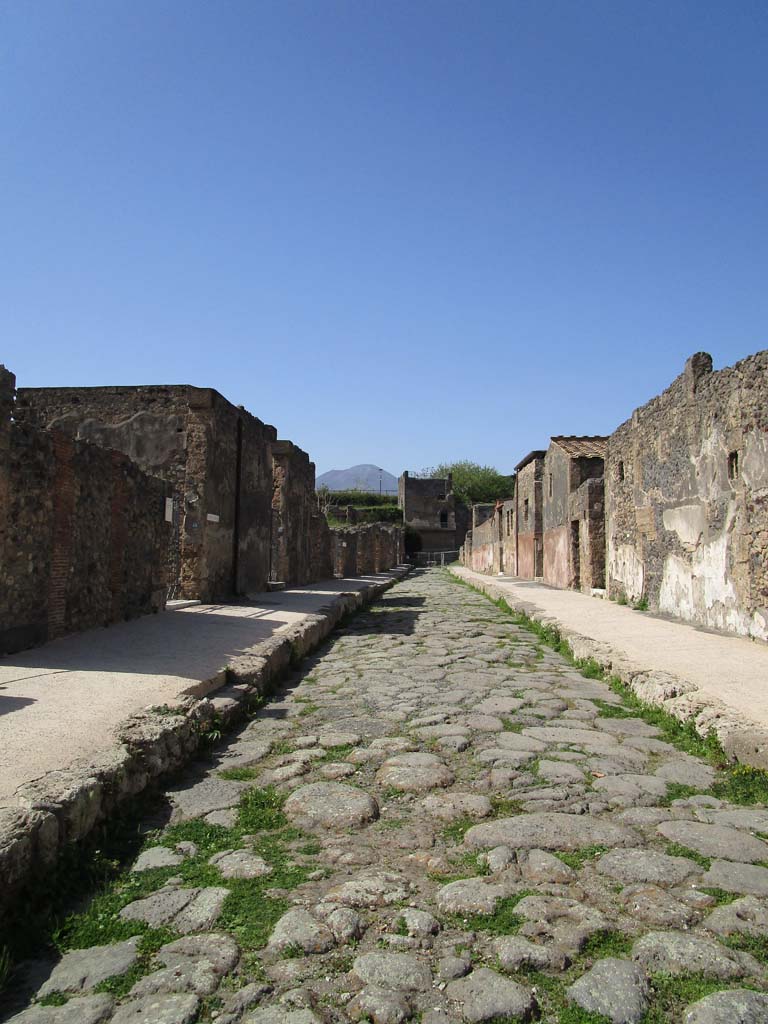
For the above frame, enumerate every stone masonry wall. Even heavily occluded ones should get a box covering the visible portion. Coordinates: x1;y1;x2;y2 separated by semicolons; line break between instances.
515;457;544;578
332;528;358;577
466;510;498;574
543;443;572;589
270;441;320;587
569;476;606;591
1;368;170;655
16;385;277;602
398;472;465;551
606;351;768;639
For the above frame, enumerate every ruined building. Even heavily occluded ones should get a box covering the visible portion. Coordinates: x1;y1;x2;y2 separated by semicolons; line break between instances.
606;351;768;640
270;440;332;586
543;436;607;591
460;348;768;643
514;450;545;578
16;384;277;602
398;471;467;552
1;369;170;654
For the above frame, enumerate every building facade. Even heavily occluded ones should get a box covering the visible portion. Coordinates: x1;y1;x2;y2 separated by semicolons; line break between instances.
514;451;545;578
542;436;607;591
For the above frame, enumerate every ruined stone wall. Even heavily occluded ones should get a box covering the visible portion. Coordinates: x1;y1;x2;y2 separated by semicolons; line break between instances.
16;385;276;602
515;458;544;578
569;477;606;592
500;498;516;576
1;368;170;654
373;524;402;572
310;513;333;581
270;441;319;587
356;527;375;575
332;528;358;577
543;444;571;589
467;511;497;574
605;351;768;639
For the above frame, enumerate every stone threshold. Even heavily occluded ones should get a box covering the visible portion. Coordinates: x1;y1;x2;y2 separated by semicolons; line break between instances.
0;566;410;918
450;566;768;772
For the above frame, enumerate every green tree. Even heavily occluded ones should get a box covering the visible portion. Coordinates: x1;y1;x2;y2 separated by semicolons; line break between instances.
418;461;515;505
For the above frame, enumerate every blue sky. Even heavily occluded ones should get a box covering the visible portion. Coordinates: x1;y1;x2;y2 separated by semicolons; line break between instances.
2;1;767;477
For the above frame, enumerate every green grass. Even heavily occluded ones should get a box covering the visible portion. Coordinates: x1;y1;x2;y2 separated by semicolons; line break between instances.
700;888;740;905
316;743;355;763
491;796;525;817
661;782;705;805
48;786;312;966
664;842;711;870
592;698;635;719
553;845;607;870
644;974;761;1024
711;765;768;805
500;718;523;733
442;816;477;844
446;892;534;936
558;1008;613;1024
450;573;768;807
721;933;768;964
579;929;633;958
37;993;69;1007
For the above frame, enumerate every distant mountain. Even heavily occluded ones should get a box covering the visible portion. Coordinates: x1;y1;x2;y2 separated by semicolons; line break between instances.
317;464;399;494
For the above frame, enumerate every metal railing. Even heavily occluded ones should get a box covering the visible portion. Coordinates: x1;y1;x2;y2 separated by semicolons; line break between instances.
410;549;460;568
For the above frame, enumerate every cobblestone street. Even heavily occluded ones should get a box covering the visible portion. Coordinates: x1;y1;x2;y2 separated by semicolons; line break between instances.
7;569;768;1024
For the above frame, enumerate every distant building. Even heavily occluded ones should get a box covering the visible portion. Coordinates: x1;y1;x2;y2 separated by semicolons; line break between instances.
398;471;467;552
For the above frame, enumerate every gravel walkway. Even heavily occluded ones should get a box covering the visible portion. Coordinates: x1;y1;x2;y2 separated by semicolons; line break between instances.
6;569;768;1024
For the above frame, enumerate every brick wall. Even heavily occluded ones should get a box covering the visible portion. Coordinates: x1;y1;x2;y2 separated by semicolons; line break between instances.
0;367;170;654
15;384;276;602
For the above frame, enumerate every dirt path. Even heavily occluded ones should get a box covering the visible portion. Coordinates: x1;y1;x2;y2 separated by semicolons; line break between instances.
5;569;768;1023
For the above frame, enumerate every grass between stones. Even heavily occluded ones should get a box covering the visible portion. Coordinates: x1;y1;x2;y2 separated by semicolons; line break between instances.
552;845;608;871
664;842;712;870
448;572;768;806
446;892;535;936
644;974;764;1023
721;933;768;964
2;784;315;1003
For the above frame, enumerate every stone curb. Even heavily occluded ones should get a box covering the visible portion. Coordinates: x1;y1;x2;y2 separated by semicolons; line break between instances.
0;567;410;918
450;566;768;772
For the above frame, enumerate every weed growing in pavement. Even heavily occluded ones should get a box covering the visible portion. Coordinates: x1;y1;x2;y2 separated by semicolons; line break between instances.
699;888;740;905
579;929;633;959
446;892;535;936
553;845;607;870
664;842;711;870
448;573;768;808
441;816;477;844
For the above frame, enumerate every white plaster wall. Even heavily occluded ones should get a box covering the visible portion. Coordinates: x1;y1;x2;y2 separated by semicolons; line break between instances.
608;543;644;601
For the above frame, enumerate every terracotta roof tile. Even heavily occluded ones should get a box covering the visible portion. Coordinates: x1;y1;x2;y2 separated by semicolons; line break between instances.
550;435;608;458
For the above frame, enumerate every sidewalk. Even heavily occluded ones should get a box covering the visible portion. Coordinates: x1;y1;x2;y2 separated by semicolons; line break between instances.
452;566;768;768
0;571;403;806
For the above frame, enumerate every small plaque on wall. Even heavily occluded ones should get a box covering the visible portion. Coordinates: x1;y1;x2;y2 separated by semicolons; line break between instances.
164;498;174;523
206;513;220;523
